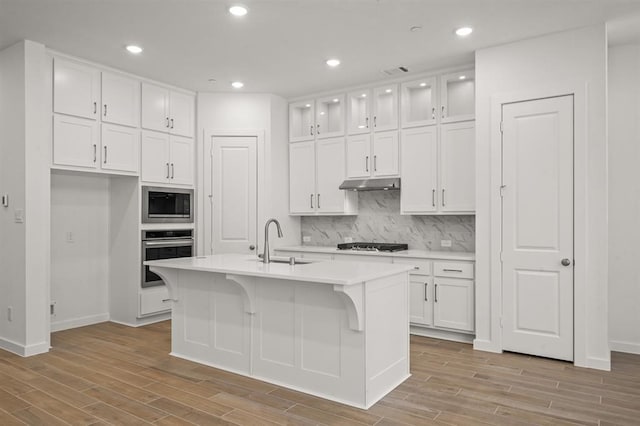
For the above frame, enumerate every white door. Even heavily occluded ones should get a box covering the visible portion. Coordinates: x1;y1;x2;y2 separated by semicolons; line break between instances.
53;58;100;120
501;95;574;361
168;136;194;185
316;137;346;213
169;91;194;137
101;72;140;127
210;136;257;254
440;121;475;212
141;83;169;133
400;126;438;213
289;141;316;214
346;134;371;178
52;115;99;169
372;130;399;177
141;131;170;183
101;124;139;173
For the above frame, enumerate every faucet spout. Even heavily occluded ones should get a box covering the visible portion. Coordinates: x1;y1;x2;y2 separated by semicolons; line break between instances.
262;218;283;263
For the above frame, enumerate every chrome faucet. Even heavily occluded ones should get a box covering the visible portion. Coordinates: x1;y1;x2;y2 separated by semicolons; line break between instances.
262;218;283;263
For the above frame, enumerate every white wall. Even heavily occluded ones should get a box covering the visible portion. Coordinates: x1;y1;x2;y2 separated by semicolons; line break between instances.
50;172;110;331
196;93;300;254
0;40;49;356
475;25;610;369
608;43;640;354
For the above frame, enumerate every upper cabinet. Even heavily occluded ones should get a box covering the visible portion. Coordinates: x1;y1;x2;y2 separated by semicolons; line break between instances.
440;70;475;124
289;100;315;142
347;90;371;135
347;85;398;135
141;82;194;138
289;95;345;142
101;72;140;128
54;58;100;120
401;77;438;128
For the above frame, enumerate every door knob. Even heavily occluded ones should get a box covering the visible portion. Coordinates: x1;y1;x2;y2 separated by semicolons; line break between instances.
561;258;572;266
249;245;256;251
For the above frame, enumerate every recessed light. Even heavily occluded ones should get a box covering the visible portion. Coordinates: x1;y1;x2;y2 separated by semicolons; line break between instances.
361;93;367;98
320;112;325;115
419;82;427;87
126;45;143;54
305;104;311;108
326;58;341;67
459;75;467;80
385;89;392;93
455;27;473;37
333;98;339;103
229;5;248;16
231;81;244;89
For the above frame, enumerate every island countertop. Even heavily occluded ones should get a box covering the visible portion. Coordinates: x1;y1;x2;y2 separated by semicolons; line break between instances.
145;253;413;286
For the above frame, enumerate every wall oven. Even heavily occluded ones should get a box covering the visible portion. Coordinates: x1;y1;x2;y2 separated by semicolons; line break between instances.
142;229;194;288
142;186;194;223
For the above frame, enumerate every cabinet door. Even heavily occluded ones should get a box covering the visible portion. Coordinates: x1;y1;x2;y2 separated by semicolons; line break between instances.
401;78;438;128
440;121;475;212
347;90;371;135
373;84;398;132
169;91;195;137
433;278;474;332
372;131;399;177
440;70;475;123
101;72;140;127
316;137;346;213
289;100;315;142
141;131;170;183
169;136;194;185
53;114;99;169
289;141;316;214
53;58;100;120
400;126;438;213
101;124;139;173
345;134;371;178
316;94;345;139
409;275;433;326
141;83;170;133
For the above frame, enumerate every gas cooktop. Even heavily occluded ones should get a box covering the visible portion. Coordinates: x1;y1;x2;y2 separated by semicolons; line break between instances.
337;242;408;252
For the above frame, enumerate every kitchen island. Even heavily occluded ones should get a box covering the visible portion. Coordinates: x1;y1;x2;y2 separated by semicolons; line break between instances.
146;254;412;409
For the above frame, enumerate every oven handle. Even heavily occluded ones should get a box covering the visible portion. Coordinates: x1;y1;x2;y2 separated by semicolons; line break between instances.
143;240;194;247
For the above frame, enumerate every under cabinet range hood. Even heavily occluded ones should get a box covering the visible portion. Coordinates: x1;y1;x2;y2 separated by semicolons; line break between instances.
339;178;401;191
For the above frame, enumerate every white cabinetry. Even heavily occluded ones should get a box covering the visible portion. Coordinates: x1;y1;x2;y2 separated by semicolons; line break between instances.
289;138;356;215
289;95;345;142
347;84;398;135
141;131;193;186
401;77;438;128
346;131;398;178
141;83;194;138
440;121;475;212
53;115;99;169
400;126;438;213
54;57;100;120
440;70;475;123
139;287;171;317
101;72;140;127
101;124;139;173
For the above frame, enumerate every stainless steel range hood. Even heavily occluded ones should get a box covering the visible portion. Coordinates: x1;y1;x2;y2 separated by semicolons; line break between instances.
339;178;401;191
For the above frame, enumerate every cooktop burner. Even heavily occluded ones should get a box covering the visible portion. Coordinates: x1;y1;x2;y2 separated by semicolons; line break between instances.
337;242;408;252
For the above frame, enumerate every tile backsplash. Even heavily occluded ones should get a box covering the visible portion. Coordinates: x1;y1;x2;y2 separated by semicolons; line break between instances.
300;191;475;252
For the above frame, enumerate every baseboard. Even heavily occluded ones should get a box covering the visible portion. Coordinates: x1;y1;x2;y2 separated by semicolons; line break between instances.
609;340;640;355
583;356;611;371
0;337;49;357
50;313;110;332
473;338;502;353
410;325;474;344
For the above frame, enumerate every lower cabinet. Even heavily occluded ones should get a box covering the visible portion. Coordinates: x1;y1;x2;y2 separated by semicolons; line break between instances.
433;278;474;331
139;286;171;317
409;275;433;326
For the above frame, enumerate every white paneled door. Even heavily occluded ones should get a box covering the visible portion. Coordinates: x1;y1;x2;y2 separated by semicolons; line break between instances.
501;95;574;361
209;136;257;255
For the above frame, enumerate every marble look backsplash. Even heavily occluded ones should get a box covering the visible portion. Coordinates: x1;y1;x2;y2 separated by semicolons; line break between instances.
300;191;475;252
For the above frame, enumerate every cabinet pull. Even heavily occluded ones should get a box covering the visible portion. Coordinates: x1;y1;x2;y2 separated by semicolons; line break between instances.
424;283;428;302
310;125;314;136
310;194;314;208
170;118;174;129
104;104;107;117
442;189;445;207
93;144;97;162
443;268;463;273
431;107;435;120
365;155;369;172
432;189;436;207
441;105;445;119
317;194;321;209
103;146;107;164
166;117;170;128
374;155;377;172
171;163;175;179
373;116;377;127
166;163;170;179
93;102;97;114
316;124;320;135
365;117;369;128
435;284;438;303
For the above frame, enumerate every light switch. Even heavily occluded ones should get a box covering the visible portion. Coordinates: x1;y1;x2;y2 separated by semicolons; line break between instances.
441;239;452;247
302;235;311;242
1;194;8;207
14;209;24;223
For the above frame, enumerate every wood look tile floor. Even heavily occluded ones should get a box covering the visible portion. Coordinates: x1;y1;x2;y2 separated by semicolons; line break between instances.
0;322;639;425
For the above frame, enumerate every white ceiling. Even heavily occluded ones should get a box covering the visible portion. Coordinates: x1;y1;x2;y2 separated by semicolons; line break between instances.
2;0;640;98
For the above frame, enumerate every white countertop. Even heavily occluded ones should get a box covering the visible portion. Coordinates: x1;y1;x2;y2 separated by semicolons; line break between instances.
276;245;476;261
145;254;413;286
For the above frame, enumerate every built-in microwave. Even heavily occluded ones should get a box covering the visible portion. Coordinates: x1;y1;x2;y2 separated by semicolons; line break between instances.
142;186;194;223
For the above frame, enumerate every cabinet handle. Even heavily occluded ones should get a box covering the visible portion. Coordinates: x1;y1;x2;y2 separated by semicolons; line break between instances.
442;189;445;207
373;116;377;127
365;156;369;172
166;117;170;128
104;146;107;164
170;118;174;129
93;144;97;162
317;194;321;209
171;163;175;179
310;125;314;136
432;189;436;207
441;105;445;119
93;102;97;114
443;268;463;273
435;284;438;303
104;104;107;117
310;194;314;209
366;117;369;128
316;124;320;135
166;163;170;179
424;283;428;302
431;107;435;120
374;155;377;172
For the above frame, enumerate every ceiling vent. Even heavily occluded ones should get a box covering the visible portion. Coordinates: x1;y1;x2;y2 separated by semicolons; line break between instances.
381;66;409;76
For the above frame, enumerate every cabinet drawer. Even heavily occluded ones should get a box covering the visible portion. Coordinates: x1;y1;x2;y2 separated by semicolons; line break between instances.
434;262;474;279
139;287;171;317
393;258;432;275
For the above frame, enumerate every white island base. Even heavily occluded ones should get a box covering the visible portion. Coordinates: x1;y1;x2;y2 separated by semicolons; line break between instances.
148;254;412;409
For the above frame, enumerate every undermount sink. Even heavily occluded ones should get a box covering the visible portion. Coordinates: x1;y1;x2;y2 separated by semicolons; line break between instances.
254;255;313;265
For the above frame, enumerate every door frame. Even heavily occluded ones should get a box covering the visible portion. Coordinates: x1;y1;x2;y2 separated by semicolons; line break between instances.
487;83;590;367
199;129;265;256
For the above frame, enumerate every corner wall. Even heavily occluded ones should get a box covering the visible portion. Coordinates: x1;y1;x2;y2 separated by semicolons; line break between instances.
475;25;609;369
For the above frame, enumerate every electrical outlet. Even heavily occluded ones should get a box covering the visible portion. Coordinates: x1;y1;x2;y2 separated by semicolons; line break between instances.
50;301;56;316
344;236;353;243
1;194;8;207
7;306;12;322
302;235;311;242
441;239;452;248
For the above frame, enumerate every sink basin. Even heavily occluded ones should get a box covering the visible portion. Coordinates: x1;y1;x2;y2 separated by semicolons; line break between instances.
253;255;313;265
